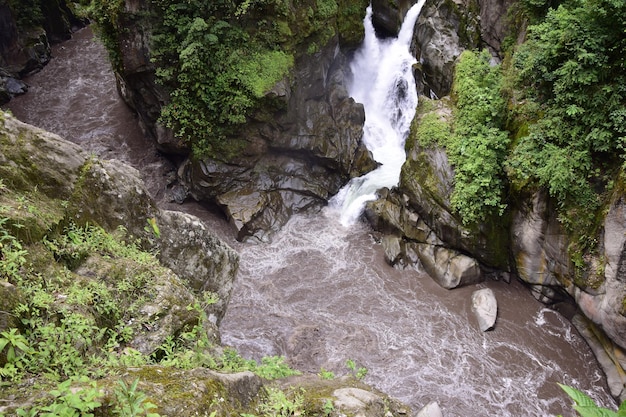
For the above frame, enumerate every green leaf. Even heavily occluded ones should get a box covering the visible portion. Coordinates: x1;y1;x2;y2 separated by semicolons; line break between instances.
558;383;597;408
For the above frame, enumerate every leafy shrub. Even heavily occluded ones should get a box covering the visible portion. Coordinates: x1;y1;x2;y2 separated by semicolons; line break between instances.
448;50;510;225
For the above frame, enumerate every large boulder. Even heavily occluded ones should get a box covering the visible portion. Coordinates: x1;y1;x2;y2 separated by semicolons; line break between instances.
415;243;483;289
417;401;444;417
0;111;238;324
471;288;498;331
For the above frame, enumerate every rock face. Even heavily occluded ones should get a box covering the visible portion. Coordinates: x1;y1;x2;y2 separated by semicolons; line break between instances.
413;0;480;98
510;187;626;399
371;0;413;37
181;46;375;242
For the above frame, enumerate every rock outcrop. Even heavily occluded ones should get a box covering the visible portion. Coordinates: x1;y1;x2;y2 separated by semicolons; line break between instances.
413;0;480;98
510;187;626;399
0;111;238;326
365;98;510;290
180;45;375;242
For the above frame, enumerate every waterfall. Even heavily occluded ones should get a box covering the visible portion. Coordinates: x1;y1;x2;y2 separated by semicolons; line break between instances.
330;0;426;226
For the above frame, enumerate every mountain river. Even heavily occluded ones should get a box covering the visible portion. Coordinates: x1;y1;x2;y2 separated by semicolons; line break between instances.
2;18;616;417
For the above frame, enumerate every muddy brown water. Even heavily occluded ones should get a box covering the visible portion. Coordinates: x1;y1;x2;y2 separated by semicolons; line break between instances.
3;26;616;416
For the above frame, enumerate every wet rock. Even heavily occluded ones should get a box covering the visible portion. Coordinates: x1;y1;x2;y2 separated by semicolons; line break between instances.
417;401;444;417
382;235;403;265
371;0;413;37
4;76;26;95
471;288;498;331
416;243;482;289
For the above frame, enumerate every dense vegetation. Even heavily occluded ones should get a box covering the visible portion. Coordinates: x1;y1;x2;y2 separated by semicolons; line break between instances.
416;0;625;275
507;0;626;250
84;0;367;160
449;50;509;224
0;212;299;415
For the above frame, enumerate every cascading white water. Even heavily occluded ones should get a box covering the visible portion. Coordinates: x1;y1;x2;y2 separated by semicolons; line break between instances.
330;0;426;226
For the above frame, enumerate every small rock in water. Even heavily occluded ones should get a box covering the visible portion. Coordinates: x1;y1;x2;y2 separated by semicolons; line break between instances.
471;288;498;331
416;401;443;417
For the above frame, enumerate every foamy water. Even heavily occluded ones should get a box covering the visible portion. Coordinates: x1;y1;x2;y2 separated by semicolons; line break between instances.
221;211;614;416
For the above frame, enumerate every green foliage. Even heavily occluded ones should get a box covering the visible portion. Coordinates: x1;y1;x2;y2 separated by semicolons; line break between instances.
255;356;301;380
147;1;296;160
506;0;626;255
114;378;161;417
84;0;363;160
81;0;125;70
15;377;103;417
322;398;334;416
318;367;335;380
414;111;452;148
345;359;368;380
0;329;31;380
448;50;510;225
44;223;157;270
558;383;626;417
0;217;27;282
237;51;294;99
259;387;304;417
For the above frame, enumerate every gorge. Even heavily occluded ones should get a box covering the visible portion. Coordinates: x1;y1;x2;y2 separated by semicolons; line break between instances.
1;0;626;416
